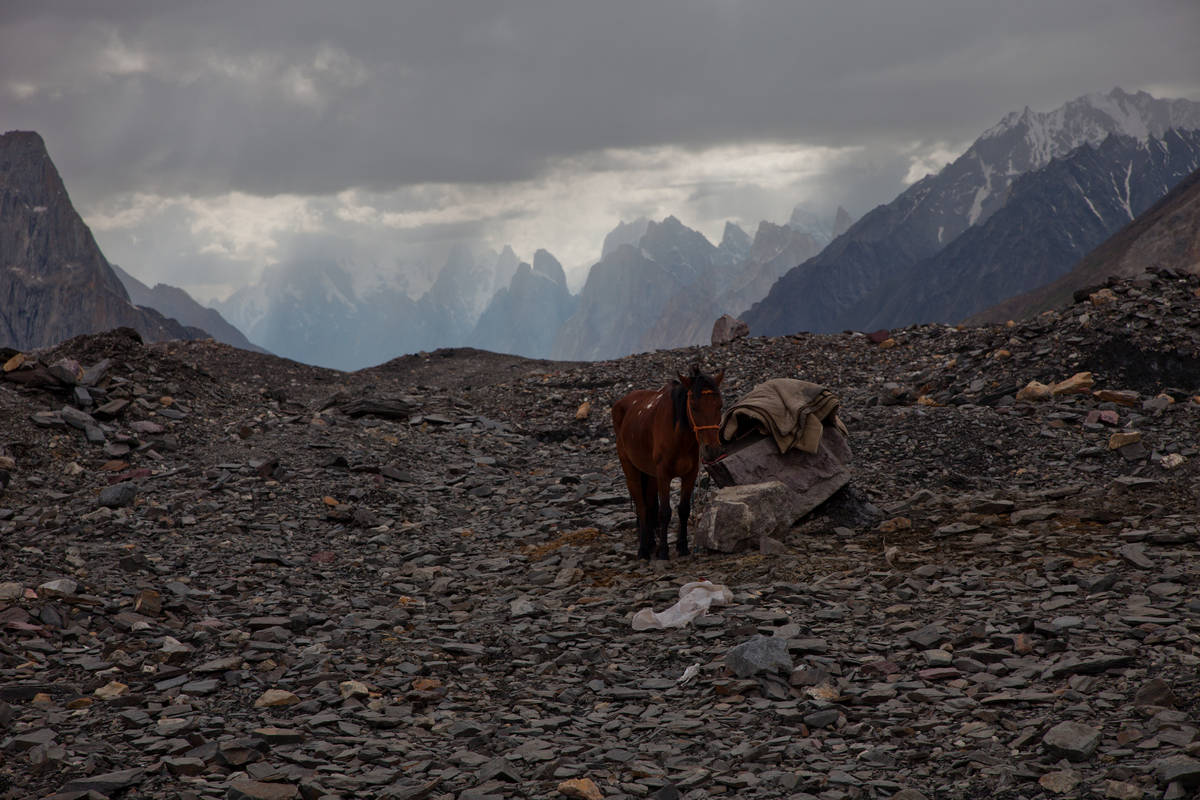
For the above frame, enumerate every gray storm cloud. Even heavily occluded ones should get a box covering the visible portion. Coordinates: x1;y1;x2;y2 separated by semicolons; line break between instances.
1;1;1197;303
4;1;1197;199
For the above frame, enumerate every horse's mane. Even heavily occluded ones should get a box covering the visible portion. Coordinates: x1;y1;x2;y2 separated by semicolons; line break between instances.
669;366;719;430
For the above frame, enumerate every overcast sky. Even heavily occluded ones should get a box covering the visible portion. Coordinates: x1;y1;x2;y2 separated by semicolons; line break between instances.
3;1;1198;302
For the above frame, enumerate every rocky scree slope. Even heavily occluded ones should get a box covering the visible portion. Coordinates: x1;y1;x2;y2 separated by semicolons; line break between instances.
0;270;1199;799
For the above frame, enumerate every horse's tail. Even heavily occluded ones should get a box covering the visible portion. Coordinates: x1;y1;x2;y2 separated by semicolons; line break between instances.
611;396;627;436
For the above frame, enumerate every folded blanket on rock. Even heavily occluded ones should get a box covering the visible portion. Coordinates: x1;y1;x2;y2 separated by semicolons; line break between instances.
719;378;847;454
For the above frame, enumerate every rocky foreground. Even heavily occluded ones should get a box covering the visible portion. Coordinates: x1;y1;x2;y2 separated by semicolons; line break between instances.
2;269;1199;800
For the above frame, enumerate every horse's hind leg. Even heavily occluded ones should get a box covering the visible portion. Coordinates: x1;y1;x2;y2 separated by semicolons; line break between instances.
618;453;654;560
655;474;673;560
676;470;696;556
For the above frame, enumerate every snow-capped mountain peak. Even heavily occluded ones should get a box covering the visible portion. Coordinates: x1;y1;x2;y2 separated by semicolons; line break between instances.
979;87;1200;171
744;87;1200;340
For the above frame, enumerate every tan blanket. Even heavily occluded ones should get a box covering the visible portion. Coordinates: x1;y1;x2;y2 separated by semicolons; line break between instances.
719;379;847;454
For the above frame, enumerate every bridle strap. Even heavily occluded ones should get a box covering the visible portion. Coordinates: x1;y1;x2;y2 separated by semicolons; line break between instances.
686;396;721;437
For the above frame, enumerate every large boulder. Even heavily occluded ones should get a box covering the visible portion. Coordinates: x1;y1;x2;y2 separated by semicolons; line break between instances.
694;480;794;552
707;423;850;515
711;314;749;345
698;418;852;552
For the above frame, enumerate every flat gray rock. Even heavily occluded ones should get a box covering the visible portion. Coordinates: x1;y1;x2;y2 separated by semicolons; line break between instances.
98;481;137;508
725;635;793;677
59;768;144;794
1043;721;1101;762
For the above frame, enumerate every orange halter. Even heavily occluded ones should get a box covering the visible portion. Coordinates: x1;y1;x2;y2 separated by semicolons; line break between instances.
686;389;721;438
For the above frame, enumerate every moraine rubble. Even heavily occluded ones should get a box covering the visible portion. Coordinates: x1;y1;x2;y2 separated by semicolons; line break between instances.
1;269;1199;800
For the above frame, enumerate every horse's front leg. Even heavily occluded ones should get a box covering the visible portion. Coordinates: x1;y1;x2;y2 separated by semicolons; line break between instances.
641;475;659;561
676;470;696;556
655;474;672;560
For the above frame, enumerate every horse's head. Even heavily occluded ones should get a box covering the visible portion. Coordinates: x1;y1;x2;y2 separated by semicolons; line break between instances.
678;366;725;462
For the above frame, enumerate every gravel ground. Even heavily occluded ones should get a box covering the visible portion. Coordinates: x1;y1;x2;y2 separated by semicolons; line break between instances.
1;268;1199;800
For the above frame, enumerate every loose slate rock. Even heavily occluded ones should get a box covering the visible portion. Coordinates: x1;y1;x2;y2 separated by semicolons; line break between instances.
228;779;300;800
906;623;946;649
97;481;137;508
1039;770;1081;794
38;578;77;597
1134;677;1178;708
725;635;793;677
253;689;300;708
6;273;1200;800
1154;756;1200;788
59;768;144;795
1043;720;1102;762
557;777;604;800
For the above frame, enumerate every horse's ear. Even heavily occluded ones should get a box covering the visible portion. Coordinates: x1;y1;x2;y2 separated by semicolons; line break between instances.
714;370;725;386
677;373;692;389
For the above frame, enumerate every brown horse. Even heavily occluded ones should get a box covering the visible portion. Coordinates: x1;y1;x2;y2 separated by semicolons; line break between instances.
612;365;725;560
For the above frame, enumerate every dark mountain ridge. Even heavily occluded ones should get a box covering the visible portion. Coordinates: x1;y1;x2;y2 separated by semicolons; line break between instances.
970;162;1200;324
112;264;266;354
0;130;208;350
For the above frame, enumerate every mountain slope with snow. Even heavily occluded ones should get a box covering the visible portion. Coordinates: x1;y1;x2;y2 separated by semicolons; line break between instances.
743;88;1200;337
864;129;1200;328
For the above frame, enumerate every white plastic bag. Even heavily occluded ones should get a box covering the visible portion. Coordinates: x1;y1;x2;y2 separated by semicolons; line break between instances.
631;580;733;630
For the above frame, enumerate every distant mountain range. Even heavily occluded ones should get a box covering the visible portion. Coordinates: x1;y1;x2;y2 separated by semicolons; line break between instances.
0;130;211;350
744;87;1200;336
9;88;1200;368
211;246;525;370
548;214;831;361
205;205;845;367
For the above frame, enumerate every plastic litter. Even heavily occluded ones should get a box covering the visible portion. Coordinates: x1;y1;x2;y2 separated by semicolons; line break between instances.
676;663;701;684
631;580;733;630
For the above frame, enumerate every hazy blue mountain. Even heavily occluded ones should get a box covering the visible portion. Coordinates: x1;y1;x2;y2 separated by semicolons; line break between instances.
551;214;821;359
601;217;650;259
832;206;854;238
744;87;1200;336
214;244;528;369
558;216;759;359
469;249;577;358
552;243;679;361
111;264;264;353
215;259;366;368
787;205;836;247
719;221;753;258
713;221;822;320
